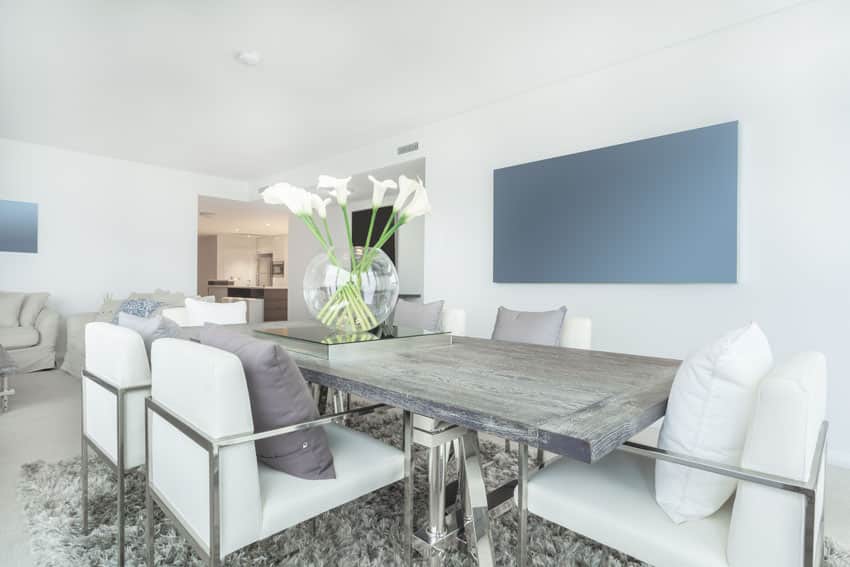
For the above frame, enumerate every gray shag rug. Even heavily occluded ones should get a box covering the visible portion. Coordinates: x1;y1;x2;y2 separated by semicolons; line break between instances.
18;409;850;566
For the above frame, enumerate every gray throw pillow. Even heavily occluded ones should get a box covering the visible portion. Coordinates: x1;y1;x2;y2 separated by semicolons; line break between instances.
491;306;567;347
200;324;336;480
117;312;181;356
112;298;162;323
0;292;26;327
393;299;445;331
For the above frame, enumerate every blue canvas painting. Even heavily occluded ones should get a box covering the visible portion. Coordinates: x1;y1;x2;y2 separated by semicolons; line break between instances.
0;199;39;253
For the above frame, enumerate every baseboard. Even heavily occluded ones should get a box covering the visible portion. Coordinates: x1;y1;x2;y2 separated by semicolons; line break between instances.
828;448;850;470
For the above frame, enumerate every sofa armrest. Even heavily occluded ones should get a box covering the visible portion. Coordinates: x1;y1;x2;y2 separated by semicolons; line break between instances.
59;311;97;377
35;307;60;351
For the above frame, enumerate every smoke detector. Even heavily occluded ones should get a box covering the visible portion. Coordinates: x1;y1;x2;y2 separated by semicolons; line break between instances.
234;50;262;66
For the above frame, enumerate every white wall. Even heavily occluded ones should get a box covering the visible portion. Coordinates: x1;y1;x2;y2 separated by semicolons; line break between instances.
216;234;260;286
259;1;850;463
0;138;250;315
257;234;288;287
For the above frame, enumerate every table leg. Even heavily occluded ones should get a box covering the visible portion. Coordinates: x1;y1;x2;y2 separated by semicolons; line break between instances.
2;376;7;412
426;442;449;566
459;431;495;566
518;443;529;567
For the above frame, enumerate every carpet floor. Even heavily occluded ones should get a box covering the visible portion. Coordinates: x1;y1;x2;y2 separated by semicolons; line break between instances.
17;409;850;566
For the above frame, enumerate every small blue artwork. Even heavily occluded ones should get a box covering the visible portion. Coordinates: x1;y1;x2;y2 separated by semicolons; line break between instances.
0;199;39;253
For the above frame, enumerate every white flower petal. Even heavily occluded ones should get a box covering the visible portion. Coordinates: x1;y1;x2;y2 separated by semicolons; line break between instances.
369;175;398;207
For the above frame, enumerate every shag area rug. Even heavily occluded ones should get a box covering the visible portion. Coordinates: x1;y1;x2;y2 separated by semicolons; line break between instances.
18;409;850;566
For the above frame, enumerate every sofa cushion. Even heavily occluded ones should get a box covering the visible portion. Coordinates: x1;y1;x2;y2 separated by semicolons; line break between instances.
112;298;162;322
200;325;336;480
393;299;444;331
19;293;49;327
0;326;40;349
656;322;773;524
491;306;567;346
0;292;26;327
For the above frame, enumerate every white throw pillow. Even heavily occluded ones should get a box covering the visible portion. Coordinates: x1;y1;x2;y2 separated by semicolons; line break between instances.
655;322;773;524
185;297;247;326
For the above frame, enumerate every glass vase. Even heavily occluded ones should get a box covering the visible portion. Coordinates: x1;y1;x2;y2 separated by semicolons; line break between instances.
303;246;399;333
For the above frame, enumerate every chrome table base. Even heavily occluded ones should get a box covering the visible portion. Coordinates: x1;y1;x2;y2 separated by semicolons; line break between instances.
412;415;508;566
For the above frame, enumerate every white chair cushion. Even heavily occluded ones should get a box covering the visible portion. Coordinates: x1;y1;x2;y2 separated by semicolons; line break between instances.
0;326;39;349
656;322;773;523
727;352;827;567
526;452;731;567
185;297;247;326
258;424;405;538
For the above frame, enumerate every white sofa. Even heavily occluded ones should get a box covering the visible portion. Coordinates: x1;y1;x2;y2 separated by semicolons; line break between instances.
0;291;59;372
518;352;828;567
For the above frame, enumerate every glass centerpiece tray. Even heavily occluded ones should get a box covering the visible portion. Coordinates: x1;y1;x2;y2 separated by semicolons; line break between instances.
254;324;452;361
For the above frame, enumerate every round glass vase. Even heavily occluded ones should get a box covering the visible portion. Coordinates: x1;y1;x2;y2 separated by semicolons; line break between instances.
303;246;400;334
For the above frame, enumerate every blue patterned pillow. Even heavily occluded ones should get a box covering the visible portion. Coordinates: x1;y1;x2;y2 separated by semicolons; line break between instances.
112;298;162;322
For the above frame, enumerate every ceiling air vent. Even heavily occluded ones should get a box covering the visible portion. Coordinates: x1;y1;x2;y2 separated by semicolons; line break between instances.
199;211;216;217
397;142;419;155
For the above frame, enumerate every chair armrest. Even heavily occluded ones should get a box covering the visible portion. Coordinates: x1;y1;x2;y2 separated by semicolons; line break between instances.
217;403;388;447
619;420;828;496
145;398;386;454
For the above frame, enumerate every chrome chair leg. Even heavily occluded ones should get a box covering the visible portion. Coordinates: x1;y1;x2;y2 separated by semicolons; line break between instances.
518;443;529;567
81;438;89;534
504;439;511;453
535;447;544;466
145;405;154;567
402;411;414;566
117;391;126;567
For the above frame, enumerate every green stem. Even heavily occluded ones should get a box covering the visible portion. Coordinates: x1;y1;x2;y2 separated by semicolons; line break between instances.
340;205;356;272
364;206;378;249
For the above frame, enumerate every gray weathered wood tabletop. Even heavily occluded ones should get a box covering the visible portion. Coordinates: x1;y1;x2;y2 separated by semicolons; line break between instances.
209;321;681;463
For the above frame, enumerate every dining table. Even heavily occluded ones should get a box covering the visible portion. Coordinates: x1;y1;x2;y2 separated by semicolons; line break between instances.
210;321;681;566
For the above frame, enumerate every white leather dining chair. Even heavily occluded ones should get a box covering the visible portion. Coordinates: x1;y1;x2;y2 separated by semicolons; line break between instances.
144;338;413;566
516;352;828;567
81;322;152;566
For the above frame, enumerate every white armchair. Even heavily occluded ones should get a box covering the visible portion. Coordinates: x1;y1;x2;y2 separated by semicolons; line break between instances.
81;322;152;566
144;338;413;566
161;298;246;327
516;352;828;567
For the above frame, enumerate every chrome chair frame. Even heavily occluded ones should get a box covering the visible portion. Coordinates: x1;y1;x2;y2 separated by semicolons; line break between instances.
80;369;151;567
144;398;414;567
516;421;829;567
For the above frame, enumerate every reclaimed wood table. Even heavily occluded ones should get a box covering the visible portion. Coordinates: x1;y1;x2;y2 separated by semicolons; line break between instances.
228;321;680;566
0;345;16;412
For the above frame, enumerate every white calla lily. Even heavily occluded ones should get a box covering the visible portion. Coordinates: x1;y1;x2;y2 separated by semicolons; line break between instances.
262;182;313;216
317;175;352;206
400;182;431;222
368;175;397;207
393;174;420;211
311;194;332;219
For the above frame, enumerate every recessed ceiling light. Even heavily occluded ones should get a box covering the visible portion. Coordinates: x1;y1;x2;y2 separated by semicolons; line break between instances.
265;223;271;227
234;50;262;66
235;228;241;232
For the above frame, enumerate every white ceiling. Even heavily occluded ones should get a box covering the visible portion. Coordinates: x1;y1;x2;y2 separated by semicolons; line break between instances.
198;195;289;236
0;0;805;180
